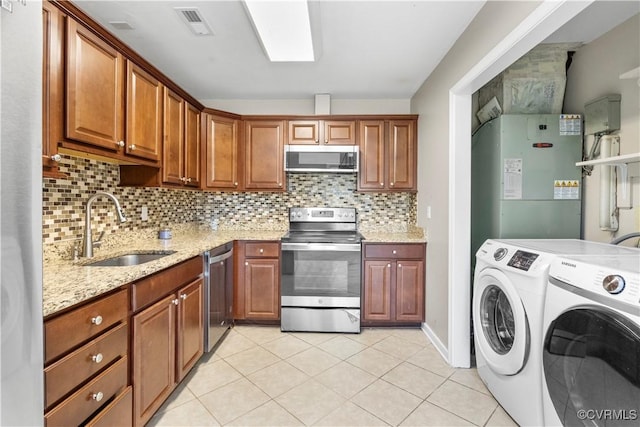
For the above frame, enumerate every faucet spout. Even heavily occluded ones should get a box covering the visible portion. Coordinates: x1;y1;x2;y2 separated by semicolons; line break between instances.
82;191;127;258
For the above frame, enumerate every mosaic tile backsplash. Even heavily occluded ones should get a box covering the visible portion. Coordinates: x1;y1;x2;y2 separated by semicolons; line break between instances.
43;155;417;245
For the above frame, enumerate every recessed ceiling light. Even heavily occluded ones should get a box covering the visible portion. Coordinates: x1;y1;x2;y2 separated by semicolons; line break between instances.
244;0;314;62
174;7;214;36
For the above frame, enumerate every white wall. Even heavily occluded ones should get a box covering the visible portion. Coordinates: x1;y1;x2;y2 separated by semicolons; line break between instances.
200;98;411;115
563;13;640;243
410;0;542;351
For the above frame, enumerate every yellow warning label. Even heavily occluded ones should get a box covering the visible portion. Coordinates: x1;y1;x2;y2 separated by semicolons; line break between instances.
554;180;580;199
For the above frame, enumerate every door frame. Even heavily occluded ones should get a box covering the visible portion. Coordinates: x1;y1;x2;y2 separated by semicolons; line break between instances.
447;0;593;367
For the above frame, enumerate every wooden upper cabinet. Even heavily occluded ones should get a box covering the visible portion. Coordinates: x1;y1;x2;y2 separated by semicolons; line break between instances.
162;88;185;186
184;103;201;187
66;19;124;152
42;1;65;177
244;120;285;191
387;120;416;191
358;119;417;192
358;121;386;190
287;120;356;145
162;89;199;187
203;115;239;190
126;61;162;162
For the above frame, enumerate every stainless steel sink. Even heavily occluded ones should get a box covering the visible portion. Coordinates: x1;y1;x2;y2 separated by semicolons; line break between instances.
84;251;177;267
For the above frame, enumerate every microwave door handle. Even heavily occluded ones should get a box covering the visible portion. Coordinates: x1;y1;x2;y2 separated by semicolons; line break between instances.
281;243;361;251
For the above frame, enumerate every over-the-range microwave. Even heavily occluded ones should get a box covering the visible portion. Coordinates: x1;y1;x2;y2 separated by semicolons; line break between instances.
284;145;359;173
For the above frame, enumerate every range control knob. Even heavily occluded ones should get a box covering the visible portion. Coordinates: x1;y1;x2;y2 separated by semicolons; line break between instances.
493;248;508;261
603;275;625;294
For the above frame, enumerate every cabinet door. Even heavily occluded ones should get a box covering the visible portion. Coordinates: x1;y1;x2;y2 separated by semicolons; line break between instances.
176;278;204;382
204;115;239;190
324;120;356;145
66;19;124;151
244;121;285;190
42;2;65;176
288;120;320;145
126;61;162;162
395;260;424;322
244;259;280;320
133;294;176;427
184;103;201;187
388;120;416;190
363;260;392;321
162;88;185;185
358;121;386;190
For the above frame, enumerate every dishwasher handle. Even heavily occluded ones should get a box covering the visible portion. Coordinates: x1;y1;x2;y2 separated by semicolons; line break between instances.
208;249;233;264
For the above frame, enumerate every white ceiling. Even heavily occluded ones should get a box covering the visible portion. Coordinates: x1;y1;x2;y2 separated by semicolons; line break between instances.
74;1;639;104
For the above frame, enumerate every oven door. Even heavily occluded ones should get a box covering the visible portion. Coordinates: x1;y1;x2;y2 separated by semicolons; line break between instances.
281;242;361;308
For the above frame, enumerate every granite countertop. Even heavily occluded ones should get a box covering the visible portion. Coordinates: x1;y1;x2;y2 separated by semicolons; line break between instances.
43;225;426;318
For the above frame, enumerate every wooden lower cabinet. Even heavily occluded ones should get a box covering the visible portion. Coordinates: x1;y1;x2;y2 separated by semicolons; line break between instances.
234;241;280;321
362;243;425;325
131;257;204;427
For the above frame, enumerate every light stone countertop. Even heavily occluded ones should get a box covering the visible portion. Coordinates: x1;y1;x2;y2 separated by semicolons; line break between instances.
43;225;426;318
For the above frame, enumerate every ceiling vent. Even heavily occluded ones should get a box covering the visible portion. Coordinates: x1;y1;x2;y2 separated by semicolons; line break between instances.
174;7;213;36
109;21;135;30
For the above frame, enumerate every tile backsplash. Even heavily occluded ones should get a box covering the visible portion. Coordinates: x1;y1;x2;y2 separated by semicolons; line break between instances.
43;155;417;245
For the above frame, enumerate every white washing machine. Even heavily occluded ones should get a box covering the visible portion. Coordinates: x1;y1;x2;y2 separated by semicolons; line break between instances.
542;252;640;427
473;239;639;426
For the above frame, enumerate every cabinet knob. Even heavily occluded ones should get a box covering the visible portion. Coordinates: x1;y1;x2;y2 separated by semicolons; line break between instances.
186;177;192;183
390;182;395;186
180;293;187;300
324;140;328;144
129;144;136;150
91;353;104;364
398;263;402;268
91;392;104;402
172;298;179;305
278;183;282;187
245;261;248;266
392;250;397;254
380;182;384;186
50;154;62;162
315;140;319;144
259;248;264;253
117;140;125;147
387;263;391;268
234;182;238;186
91;315;103;325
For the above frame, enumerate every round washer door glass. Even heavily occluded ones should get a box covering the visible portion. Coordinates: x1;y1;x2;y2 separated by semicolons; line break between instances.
543;307;640;426
480;285;515;354
473;269;529;376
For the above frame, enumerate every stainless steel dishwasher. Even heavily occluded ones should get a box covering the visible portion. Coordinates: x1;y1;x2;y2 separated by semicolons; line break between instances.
203;242;233;352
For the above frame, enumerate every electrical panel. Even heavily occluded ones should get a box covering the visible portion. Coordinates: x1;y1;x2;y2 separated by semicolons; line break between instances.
584;94;621;135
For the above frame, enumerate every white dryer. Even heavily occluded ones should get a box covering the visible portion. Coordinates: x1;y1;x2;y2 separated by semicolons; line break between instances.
473;239;557;426
542;252;640;427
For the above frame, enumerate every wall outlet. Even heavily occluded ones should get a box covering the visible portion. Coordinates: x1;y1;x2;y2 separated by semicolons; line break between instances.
141;206;148;221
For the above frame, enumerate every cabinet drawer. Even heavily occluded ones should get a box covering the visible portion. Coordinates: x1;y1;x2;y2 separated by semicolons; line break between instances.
364;243;425;260
45;322;128;409
85;386;133;427
45;356;128;427
45;289;128;364
245;242;279;258
131;255;202;312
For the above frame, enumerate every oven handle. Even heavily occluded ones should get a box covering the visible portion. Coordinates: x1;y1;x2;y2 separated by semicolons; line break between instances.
281;242;361;252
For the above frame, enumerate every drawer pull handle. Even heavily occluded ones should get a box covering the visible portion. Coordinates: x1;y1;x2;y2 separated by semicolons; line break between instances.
259;248;264;254
91;315;103;326
172;298;180;305
392;250;397;254
180;293;187;300
91;353;104;364
91;392;104;402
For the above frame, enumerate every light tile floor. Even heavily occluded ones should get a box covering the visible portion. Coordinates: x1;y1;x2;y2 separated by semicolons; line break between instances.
148;326;517;427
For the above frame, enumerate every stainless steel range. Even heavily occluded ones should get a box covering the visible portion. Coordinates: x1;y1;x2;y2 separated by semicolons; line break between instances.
281;207;363;333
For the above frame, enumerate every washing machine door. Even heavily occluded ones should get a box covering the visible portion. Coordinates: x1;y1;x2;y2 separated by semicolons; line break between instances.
473;268;529;376
543;306;640;426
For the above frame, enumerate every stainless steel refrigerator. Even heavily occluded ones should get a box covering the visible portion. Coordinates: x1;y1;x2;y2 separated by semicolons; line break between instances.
471;114;583;259
1;2;44;425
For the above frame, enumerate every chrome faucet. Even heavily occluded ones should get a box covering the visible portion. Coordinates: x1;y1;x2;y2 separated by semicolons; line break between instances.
82;191;127;258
